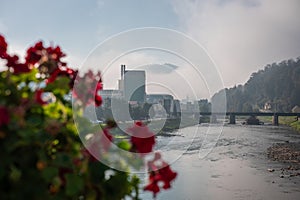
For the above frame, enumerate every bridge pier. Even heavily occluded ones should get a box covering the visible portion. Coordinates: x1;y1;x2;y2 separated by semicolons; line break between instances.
229;114;236;124
196;112;298;125
211;114;217;123
272;114;279;126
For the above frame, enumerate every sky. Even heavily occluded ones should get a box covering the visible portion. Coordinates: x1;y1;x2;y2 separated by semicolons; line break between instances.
1;0;300;99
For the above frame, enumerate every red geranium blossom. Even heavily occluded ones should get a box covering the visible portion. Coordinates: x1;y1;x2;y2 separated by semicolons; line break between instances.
95;93;102;107
0;35;31;74
0;35;8;58
25;41;43;65
127;121;155;154
144;152;177;198
25;41;67;75
95;82;103;106
46;67;78;88
144;174;160;198
12;63;31;74
0;106;10;126
158;163;177;189
46;46;66;63
72;70;103;107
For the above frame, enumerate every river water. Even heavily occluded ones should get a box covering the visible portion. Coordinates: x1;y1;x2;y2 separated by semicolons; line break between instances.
139;123;300;200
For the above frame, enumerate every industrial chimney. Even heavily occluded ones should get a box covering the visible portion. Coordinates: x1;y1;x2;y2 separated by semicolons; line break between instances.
121;64;126;80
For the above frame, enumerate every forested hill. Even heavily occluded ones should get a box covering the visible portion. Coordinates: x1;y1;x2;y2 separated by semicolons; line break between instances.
212;58;300;112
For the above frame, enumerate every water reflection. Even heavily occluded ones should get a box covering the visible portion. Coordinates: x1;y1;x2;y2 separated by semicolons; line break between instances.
140;125;300;199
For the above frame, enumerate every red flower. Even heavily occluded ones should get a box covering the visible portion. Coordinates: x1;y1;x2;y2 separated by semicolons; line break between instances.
0;35;30;73
158;162;177;189
144;177;160;198
94;82;103;107
25;41;43;65
47;46;66;61
144;152;177;198
34;41;44;51
12;63;31;74
6;54;19;67
96;82;103;91
127;121;155;154
3;54;30;74
46;68;61;84
72;70;103;107
0;106;10;126
95;94;102;107
35;89;47;105
25;47;41;65
46;67;77;86
0;35;8;59
68;69;78;88
25;42;67;75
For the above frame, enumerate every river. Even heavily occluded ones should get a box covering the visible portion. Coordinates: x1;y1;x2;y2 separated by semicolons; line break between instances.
139;123;300;200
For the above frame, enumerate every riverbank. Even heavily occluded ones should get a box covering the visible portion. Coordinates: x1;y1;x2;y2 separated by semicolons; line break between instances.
255;116;300;177
275;116;300;133
267;142;300;178
283;119;300;133
291;121;300;132
257;116;300;133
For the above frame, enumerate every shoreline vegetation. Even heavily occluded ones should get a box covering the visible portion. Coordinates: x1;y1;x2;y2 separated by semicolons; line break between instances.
211;58;300;116
231;115;300;133
281;117;300;133
257;116;300;133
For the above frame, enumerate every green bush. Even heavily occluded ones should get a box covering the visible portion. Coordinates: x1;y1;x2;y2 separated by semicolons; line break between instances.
0;35;177;199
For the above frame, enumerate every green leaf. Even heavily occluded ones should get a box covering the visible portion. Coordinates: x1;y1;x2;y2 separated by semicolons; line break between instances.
89;162;108;183
131;175;140;187
11;68;38;83
43;101;67;119
26;114;44;127
104;172;132;200
44;76;70;98
117;140;131;151
65;174;84;196
53;153;71;167
41;166;58;182
9;165;22;182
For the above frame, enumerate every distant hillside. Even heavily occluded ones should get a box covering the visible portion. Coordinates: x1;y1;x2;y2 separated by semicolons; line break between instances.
212;57;300;112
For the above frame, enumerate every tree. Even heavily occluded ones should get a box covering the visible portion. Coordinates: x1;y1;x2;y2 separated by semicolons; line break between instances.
212;57;300;112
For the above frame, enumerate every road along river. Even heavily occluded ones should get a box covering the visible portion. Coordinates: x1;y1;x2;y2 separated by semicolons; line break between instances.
139;124;300;200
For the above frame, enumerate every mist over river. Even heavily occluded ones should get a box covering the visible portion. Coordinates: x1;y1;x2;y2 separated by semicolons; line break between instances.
140;124;300;200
